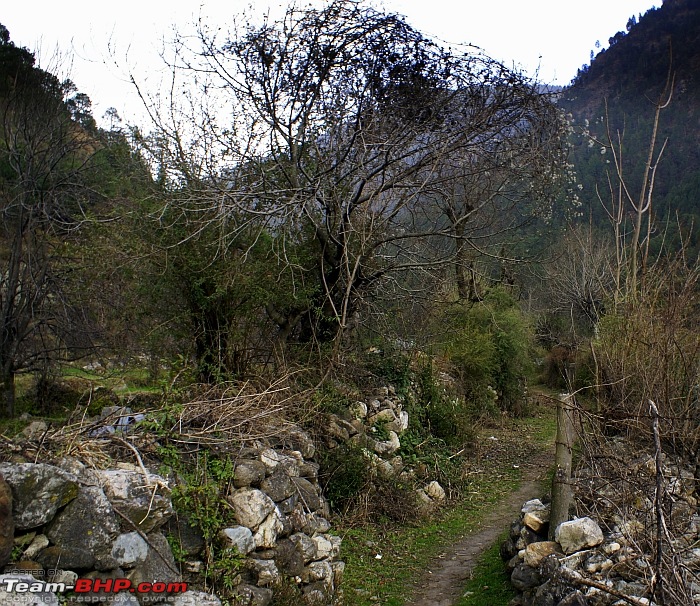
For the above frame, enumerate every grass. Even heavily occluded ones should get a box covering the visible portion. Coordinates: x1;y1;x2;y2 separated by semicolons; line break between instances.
339;471;521;606
338;400;556;606
456;537;516;606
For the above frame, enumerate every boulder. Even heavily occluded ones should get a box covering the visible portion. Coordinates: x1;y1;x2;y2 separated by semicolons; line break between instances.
246;558;280;587
36;545;95;570
111;532;149;568
253;509;285;549
313;534;341;560
22;534;48;561
371;431;400;455
301;560;333;587
330;560;345;587
511;563;542;591
21;421;47;441
259;449;301;477
555;517;604;555
0;463;79;530
219;526;256;555
284;428;316;459
349;401;368;419
45;486;120;569
126;532;180;600
389;411;409;433
93;469;172;533
233;584;273;606
272;539;304;576
164;515;205;557
522;500;550;533
298;462;320;480
424;481;446;501
292;477;325;513
228;488;276;530
233;460;267;488
303;581;331;605
524;541;560;568
289;533;317;563
260;467;296;502
368;409;397;426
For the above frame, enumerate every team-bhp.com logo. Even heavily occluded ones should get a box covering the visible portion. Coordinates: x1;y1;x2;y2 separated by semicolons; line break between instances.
2;577;188;598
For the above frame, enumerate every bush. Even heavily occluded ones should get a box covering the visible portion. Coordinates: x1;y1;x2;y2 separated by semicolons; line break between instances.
593;257;700;458
440;288;532;416
413;361;475;447
317;444;371;512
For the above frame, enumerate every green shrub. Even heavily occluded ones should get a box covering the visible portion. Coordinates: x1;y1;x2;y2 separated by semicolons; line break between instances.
440;288;532;416
317;444;371;512
413;361;475;447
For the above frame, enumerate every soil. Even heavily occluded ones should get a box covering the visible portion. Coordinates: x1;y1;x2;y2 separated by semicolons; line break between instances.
405;416;554;606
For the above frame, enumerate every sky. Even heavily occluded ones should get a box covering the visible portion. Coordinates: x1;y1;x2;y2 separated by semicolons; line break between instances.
2;0;659;127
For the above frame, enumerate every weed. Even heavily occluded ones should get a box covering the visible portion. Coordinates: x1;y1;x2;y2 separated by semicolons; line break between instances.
317;444;370;512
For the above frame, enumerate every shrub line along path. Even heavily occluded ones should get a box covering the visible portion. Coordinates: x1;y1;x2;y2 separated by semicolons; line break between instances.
405;407;555;606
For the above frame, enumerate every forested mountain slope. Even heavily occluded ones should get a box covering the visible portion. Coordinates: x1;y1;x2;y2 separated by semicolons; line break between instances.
560;0;700;233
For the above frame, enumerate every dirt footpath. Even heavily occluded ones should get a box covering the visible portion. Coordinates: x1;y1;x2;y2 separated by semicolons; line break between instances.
405;440;552;606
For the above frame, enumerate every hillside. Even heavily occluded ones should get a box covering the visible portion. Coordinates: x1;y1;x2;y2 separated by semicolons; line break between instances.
560;0;700;229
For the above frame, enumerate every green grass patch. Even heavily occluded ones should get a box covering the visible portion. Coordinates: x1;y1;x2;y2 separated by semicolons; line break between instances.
339;465;522;606
339;400;557;606
456;538;516;606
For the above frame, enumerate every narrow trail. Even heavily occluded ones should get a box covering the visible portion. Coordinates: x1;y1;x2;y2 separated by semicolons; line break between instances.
404;443;553;606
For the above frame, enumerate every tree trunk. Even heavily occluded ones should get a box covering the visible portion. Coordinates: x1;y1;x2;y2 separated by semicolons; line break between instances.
1;369;15;418
549;393;576;540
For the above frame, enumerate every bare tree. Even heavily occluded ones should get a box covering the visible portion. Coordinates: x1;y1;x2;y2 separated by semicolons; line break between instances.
0;25;98;414
133;1;570;370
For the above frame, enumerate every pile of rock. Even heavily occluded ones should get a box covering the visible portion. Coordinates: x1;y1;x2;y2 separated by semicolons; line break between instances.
503;465;700;606
322;386;446;514
220;443;344;605
0;460;187;605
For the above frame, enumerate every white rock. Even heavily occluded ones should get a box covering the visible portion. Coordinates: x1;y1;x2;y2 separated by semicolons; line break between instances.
259;448;301;476
290;533;317;563
302;561;333;587
395;410;409;432
555;517;605;554
313;534;341;559
253;509;284;549
111;532;149;568
424;481;446;501
219;526;256;555
350;401;368;419
372;431;400;455
228;488;276;531
22;535;49;560
247;559;280;587
94;469;172;532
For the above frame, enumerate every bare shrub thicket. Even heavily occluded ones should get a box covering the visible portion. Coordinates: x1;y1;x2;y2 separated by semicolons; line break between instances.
593;252;700;460
573;401;699;605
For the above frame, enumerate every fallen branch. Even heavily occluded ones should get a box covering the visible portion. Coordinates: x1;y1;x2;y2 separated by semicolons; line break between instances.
559;566;651;606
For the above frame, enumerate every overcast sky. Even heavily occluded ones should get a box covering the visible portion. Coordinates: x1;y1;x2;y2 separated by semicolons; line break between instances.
2;0;658;126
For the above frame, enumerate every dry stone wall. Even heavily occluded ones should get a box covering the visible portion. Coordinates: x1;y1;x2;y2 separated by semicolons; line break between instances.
0;415;344;606
0;381;449;606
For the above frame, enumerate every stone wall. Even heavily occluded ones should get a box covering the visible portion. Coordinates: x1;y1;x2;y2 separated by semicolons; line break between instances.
0;418;344;606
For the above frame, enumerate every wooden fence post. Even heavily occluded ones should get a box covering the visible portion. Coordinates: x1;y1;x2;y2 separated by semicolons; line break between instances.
549;393;576;540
